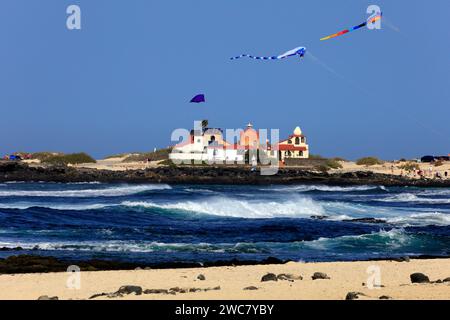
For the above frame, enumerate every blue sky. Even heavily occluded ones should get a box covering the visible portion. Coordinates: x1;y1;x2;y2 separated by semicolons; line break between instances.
0;0;449;160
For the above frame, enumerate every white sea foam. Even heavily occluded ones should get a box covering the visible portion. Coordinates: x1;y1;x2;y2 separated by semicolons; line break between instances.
66;181;102;185
302;229;412;250
418;189;450;196
121;195;325;218
0;184;171;197
120;194;450;226
0;203;110;210
386;212;450;226
261;185;386;193
0;229;424;254
183;188;219;194
0;240;258;254
379;193;450;204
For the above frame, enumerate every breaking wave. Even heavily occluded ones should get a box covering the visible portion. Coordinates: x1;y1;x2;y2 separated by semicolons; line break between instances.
1;229;446;256
378;193;450;204
386;212;450;226
0;203;111;210
261;185;387;193
0;184;171;198
299;229;430;251
0;193;448;226
121;195;325;218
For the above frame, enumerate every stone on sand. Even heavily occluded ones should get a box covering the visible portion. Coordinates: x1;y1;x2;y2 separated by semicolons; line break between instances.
345;292;365;300
277;273;302;281
243;286;259;291
117;285;143;295
144;289;169;295
37;295;58;300
197;274;206;281
261;273;278;282
410;273;430;283
312;272;330;280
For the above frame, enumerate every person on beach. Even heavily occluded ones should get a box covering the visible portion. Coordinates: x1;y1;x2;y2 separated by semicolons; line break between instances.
418;169;424;178
445;171;448;178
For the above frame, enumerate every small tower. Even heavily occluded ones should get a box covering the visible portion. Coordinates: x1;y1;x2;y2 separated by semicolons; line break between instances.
293;126;302;136
240;122;259;149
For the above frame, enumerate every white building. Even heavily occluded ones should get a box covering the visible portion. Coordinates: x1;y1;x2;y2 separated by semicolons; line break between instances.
169;126;244;164
277;126;309;160
169;123;309;164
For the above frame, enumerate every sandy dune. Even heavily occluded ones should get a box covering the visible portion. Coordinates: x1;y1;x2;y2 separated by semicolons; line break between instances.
73;156;162;171
334;161;450;179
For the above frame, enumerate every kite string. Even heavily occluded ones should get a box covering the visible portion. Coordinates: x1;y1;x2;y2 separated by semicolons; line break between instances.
305;51;372;96
306;51;450;145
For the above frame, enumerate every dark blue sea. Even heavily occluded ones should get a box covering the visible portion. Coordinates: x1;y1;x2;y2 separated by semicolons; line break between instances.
0;182;449;264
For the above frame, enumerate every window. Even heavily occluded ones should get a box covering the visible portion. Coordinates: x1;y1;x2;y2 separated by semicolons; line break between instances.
295;137;300;145
288;139;292;144
301;137;305;143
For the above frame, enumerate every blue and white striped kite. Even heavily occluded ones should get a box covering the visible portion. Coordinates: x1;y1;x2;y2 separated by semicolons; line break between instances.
231;46;306;61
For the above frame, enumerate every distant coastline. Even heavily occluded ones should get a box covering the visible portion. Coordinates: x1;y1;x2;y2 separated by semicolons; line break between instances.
1;161;450;187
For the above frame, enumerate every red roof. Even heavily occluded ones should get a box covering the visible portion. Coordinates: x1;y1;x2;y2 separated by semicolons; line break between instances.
278;145;307;151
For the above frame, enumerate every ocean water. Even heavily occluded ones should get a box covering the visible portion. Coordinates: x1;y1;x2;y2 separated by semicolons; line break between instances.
0;182;449;264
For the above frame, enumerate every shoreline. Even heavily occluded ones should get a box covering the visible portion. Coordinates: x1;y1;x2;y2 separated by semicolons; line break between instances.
1;162;450;187
0;257;448;300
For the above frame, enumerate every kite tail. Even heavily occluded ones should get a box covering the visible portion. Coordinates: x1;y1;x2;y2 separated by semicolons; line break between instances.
230;54;279;61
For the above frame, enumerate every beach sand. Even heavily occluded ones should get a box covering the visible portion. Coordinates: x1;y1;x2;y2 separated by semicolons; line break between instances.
0;259;448;300
334;161;450;179
72;156;163;171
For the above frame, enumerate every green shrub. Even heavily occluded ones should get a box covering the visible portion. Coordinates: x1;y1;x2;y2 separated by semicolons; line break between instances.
325;159;343;169
398;162;420;171
331;157;347;162
42;153;96;165
315;165;330;173
434;160;444;167
31;152;64;161
123;148;172;163
309;154;324;160
159;159;176;167
356;157;384;166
